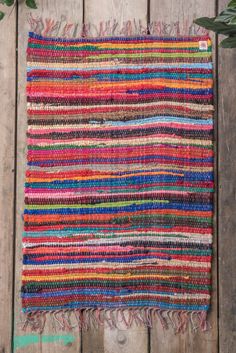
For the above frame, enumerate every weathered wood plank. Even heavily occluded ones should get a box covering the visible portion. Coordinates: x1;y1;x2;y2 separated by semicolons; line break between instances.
218;1;236;352
149;1;218;353
14;1;83;353
82;1;149;353
150;0;213;36
85;0;148;36
0;5;16;353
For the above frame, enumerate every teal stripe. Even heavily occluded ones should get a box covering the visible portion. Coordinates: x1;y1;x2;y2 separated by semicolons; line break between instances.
108;116;213;126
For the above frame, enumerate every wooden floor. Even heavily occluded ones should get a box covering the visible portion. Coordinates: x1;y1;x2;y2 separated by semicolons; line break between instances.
0;0;235;352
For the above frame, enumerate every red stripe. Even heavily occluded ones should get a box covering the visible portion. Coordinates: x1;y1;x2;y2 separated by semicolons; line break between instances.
28;68;212;78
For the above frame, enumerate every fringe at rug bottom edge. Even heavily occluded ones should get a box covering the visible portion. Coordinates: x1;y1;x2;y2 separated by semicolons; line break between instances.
20;308;210;333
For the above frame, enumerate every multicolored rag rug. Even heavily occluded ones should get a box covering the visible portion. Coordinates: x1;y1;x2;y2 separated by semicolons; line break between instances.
22;32;214;332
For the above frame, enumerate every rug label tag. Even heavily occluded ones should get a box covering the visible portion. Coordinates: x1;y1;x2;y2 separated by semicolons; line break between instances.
199;41;208;51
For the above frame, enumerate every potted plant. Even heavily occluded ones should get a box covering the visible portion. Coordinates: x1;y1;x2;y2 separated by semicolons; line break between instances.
0;0;37;20
194;0;236;48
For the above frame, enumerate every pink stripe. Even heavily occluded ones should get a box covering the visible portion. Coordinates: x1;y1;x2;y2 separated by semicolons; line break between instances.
24;190;195;198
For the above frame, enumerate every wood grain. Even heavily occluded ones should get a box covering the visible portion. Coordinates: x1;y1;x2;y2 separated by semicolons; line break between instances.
84;0;148;36
149;1;218;353
0;5;16;353
150;0;212;36
14;1;83;353
5;1;224;353
82;1;149;353
218;45;236;353
218;1;236;352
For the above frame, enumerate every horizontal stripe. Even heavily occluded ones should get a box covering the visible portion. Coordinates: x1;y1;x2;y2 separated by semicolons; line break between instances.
22;33;214;315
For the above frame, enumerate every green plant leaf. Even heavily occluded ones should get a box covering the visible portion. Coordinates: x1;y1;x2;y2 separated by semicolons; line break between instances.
25;0;37;9
4;0;14;6
215;7;236;23
228;16;236;24
230;16;236;24
228;0;236;8
0;11;5;20
220;36;236;47
194;17;236;35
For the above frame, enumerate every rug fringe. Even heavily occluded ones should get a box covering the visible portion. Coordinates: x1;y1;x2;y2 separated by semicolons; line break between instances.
27;13;209;38
20;309;211;333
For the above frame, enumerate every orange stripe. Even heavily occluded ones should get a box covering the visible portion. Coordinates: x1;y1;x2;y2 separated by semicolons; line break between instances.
24;209;212;223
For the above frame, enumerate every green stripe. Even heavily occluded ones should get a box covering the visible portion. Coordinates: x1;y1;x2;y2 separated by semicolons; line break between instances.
28;43;212;53
26;199;169;210
114;214;212;223
23;280;211;290
88;52;211;59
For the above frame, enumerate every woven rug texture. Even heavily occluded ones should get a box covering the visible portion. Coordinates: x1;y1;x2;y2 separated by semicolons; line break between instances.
22;32;214;331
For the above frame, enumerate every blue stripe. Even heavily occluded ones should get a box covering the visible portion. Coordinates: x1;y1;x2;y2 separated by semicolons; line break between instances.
24;201;212;215
22;289;192;298
22;301;209;312
25;172;214;188
23;255;170;265
27;72;213;82
108;116;213;126
29;32;211;44
127;88;213;95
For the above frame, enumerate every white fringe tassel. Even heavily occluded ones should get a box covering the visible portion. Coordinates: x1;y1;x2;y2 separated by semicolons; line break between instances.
20;308;211;334
27;13;209;38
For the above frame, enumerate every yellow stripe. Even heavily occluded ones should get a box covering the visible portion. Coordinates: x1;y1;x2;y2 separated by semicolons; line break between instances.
22;273;189;281
53;39;211;49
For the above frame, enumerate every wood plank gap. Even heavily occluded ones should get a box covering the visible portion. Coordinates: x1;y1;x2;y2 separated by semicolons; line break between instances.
0;5;16;352
11;1;19;351
148;328;151;353
147;0;151;32
214;5;220;353
83;0;85;25
218;3;236;352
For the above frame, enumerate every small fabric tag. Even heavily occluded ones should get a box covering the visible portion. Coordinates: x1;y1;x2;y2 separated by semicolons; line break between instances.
199;41;208;51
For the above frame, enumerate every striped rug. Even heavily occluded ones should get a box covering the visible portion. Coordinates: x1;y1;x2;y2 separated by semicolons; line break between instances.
22;32;214;331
